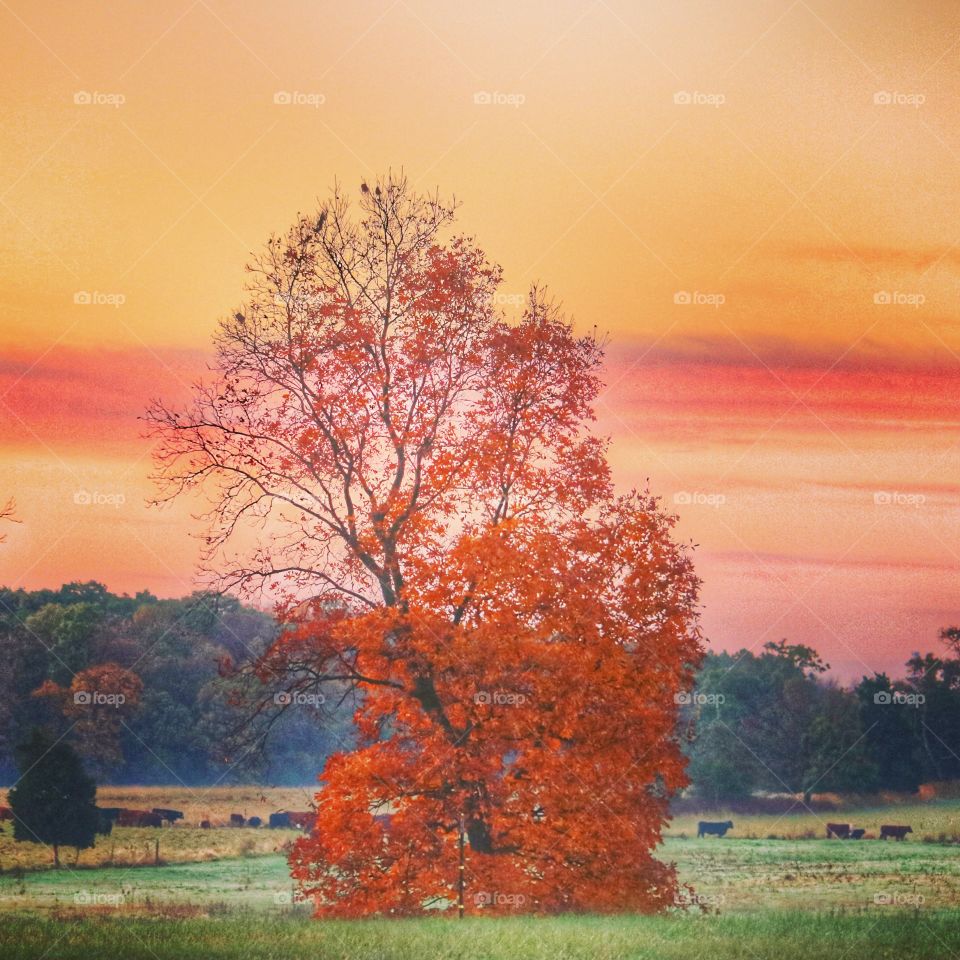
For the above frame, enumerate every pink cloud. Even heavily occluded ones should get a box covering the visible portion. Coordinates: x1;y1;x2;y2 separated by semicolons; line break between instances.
0;344;207;453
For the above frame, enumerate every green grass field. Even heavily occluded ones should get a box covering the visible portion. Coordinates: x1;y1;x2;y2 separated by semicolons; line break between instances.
0;913;956;960
2;794;959;957
3;835;957;915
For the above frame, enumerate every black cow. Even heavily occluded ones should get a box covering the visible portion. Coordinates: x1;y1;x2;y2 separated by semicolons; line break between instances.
697;820;734;838
826;822;852;839
269;812;291;829
121;810;162;827
117;809;150;827
94;808;114;836
849;828;866;840
152;808;184;823
880;824;913;841
247;816;262;828
229;813;245;827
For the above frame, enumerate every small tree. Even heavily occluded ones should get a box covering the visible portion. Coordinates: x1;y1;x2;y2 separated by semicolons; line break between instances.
8;729;98;867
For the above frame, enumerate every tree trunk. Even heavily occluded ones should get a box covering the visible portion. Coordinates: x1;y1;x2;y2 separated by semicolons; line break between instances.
457;815;465;919
53;844;59;869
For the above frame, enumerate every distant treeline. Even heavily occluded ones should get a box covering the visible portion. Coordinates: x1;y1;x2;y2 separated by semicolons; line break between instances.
683;635;960;806
2;583;957;799
0;582;353;785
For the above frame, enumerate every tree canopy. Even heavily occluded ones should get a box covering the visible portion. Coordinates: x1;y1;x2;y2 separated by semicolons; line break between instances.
0;583;350;785
8;728;98;867
148;174;703;915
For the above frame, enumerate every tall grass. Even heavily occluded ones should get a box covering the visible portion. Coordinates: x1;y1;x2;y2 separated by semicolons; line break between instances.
0;913;956;960
0;825;301;872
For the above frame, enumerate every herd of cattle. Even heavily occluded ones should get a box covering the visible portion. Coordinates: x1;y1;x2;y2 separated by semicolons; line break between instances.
697;819;915;840
97;808;321;831
825;821;914;841
0;805;318;833
0;805;918;842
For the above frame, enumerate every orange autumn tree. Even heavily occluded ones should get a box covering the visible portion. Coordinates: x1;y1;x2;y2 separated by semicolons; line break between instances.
34;663;143;771
148;174;702;915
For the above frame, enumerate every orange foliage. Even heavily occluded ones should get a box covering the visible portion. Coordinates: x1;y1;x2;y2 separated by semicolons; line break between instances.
149;174;702;915
35;664;143;768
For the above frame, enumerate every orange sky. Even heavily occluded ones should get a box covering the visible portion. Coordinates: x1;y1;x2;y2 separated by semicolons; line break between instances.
2;0;959;677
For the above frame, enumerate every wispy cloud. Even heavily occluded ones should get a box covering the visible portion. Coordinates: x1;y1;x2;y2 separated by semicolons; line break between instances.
785;244;960;273
0;344;206;451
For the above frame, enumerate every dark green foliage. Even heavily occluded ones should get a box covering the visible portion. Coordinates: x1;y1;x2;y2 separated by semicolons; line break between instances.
683;641;866;804
686;629;960;804
24;602;102;685
8;729;98;864
855;674;922;792
0;583;353;785
5;580;958;798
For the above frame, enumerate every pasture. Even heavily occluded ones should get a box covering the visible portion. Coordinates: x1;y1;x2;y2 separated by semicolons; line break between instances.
0;825;301;872
1;790;959;957
0;786;307;870
3;833;960;915
1;785;321;827
668;800;960;843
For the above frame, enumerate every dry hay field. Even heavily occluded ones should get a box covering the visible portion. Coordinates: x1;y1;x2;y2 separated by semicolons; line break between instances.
90;786;319;826
3;790;960;958
0;788;959;912
0;786;311;871
667;798;960;843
